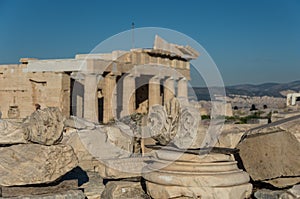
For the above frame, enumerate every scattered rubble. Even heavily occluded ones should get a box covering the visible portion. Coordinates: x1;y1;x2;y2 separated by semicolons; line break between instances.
0;108;82;198
0;103;299;198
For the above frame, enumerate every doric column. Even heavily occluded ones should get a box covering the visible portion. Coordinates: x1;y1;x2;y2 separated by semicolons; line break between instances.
149;76;161;108
163;77;175;104
103;73;117;123
83;74;98;123
177;77;188;99
120;73;136;118
76;95;83;118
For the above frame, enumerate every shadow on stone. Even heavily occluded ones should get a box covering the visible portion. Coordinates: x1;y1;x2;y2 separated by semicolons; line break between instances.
60;166;89;186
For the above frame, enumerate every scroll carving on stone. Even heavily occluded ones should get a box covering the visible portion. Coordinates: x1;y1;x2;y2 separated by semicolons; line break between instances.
0;107;65;145
22;107;65;145
174;106;200;149
147;98;201;149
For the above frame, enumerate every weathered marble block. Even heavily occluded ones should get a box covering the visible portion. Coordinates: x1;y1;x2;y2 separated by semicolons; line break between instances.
0;144;78;186
0;107;64;146
238;131;300;187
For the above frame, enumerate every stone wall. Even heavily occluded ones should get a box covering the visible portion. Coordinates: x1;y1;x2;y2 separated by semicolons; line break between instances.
0;64;70;119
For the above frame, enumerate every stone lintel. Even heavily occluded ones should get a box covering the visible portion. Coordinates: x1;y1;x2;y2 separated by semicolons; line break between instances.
25;59;87;73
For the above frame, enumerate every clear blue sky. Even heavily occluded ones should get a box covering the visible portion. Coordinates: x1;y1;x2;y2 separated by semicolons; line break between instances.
0;0;299;85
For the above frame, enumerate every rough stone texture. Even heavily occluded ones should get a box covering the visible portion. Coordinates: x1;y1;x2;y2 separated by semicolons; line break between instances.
0;120;27;144
64;125;148;179
1;180;78;198
66;126;133;161
255;186;300;199
271;118;300;142
0;190;85;199
215;124;256;148
237;131;300;186
280;184;300;199
63;129;100;171
143;149;252;199
0;144;78;186
101;181;148;199
263;177;300;188
80;172;105;199
64;116;96;130
22;107;64;145
104;125;134;153
98;157;150;179
0;108;65;146
254;189;285;199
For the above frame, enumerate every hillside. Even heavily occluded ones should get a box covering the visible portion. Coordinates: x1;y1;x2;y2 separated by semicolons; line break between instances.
190;80;300;101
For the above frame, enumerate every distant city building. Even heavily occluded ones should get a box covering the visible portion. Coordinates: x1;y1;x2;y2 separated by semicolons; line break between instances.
286;93;300;106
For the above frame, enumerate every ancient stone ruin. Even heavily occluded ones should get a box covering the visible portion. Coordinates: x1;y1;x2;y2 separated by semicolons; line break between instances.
0;36;299;199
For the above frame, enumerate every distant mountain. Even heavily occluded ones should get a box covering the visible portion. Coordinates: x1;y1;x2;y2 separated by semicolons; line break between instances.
190;80;300;101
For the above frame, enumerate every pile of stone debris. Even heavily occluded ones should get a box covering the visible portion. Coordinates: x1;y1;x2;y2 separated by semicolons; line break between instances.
0;102;299;199
0;107;83;198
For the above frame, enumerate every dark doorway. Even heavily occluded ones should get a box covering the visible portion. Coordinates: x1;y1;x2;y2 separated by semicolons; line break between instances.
135;75;151;110
70;78;84;117
135;84;149;109
98;95;103;123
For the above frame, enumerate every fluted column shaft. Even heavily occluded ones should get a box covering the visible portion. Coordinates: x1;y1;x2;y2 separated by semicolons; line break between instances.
149;76;161;108
164;77;175;104
177;77;188;99
120;74;136;117
84;74;98;122
103;73;117;123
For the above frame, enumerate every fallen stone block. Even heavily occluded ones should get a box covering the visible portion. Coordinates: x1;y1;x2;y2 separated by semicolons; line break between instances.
101;181;148;199
254;189;285;199
64;116;96;130
0;190;85;199
237;131;300;187
0;144;78;186
0;120;27;145
0;180;78;198
22;107;65;145
280;184;300;199
98;157;150;179
79;171;105;199
263;177;300;188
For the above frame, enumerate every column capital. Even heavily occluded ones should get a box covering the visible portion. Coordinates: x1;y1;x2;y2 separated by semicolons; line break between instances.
165;76;174;81
125;72;140;78
150;75;163;82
